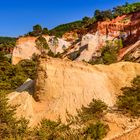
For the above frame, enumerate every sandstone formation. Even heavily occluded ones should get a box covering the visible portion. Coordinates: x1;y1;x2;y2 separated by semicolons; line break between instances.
12;12;140;64
12;35;71;65
97;12;140;39
66;11;140;61
118;40;140;61
9;57;140;123
65;33;113;61
8;57;140;139
12;36;40;65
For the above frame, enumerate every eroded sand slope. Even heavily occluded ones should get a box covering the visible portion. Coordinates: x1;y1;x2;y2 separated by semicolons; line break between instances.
9;58;140;124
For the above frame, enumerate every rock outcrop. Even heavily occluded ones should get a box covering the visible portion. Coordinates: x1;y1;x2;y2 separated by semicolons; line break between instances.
34;57;140;120
97;12;140;39
12;12;140;64
118;40;140;61
12;35;71;65
65;11;140;61
12;36;40;65
8;57;140;138
9;57;140;123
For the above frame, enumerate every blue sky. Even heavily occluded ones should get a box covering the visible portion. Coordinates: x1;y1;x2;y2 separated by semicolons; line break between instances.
0;0;138;37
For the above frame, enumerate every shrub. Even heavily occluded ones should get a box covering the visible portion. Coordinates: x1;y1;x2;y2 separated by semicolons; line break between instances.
77;99;108;123
35;36;49;52
34;99;109;140
85;121;109;140
0;93;29;139
89;39;123;65
0;58;37;95
117;76;140;116
34;119;70;140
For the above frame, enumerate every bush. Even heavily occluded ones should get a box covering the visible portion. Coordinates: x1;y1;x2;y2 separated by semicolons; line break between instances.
0;37;16;49
35;36;49;51
34;119;70;140
34;99;109;140
85;121;109;140
50;20;84;37
117;76;140;116
0;93;29;139
0;58;37;95
77;99;108;123
89;39;123;65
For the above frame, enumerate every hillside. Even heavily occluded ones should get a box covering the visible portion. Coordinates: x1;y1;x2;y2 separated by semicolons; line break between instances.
8;56;140;139
0;36;16;54
12;10;140;64
0;2;140;140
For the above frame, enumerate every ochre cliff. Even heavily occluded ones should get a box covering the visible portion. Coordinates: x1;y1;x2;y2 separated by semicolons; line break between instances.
35;57;140;118
9;57;140;122
12;35;71;64
12;12;140;64
8;57;140;139
12;36;40;65
64;12;140;61
97;12;140;40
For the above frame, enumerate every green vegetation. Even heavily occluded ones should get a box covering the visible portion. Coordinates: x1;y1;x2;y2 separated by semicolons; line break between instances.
49;20;84;37
0;93;29;140
35;36;62;58
65;99;109;140
77;99;108;123
0;37;16;48
84;122;109;140
47;50;61;58
28;24;49;37
24;2;140;38
50;2;140;37
113;2;140;17
94;9;113;21
117;76;140;117
34;119;71;140
0;90;109;140
0;37;16;55
32;99;109;140
89;39;123;65
94;2;140;21
0;54;37;95
35;36;49;51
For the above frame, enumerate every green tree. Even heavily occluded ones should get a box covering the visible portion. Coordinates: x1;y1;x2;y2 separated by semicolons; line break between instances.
42;28;49;35
35;36;49;53
117;76;140;116
31;24;42;36
85;122;109;140
0;93;29;139
94;10;103;21
77;99;108;123
34;119;70;140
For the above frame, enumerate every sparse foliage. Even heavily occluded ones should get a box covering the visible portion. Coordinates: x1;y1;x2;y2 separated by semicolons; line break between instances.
117;76;140;117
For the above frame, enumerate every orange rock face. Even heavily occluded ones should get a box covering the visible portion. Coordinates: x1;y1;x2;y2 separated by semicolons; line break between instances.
12;12;140;64
62;31;78;42
97;12;140;42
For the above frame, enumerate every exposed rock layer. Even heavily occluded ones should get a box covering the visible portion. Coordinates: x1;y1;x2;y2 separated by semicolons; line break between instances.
12;36;71;64
12;12;140;64
8;58;140;139
9;58;140;122
34;58;140;120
